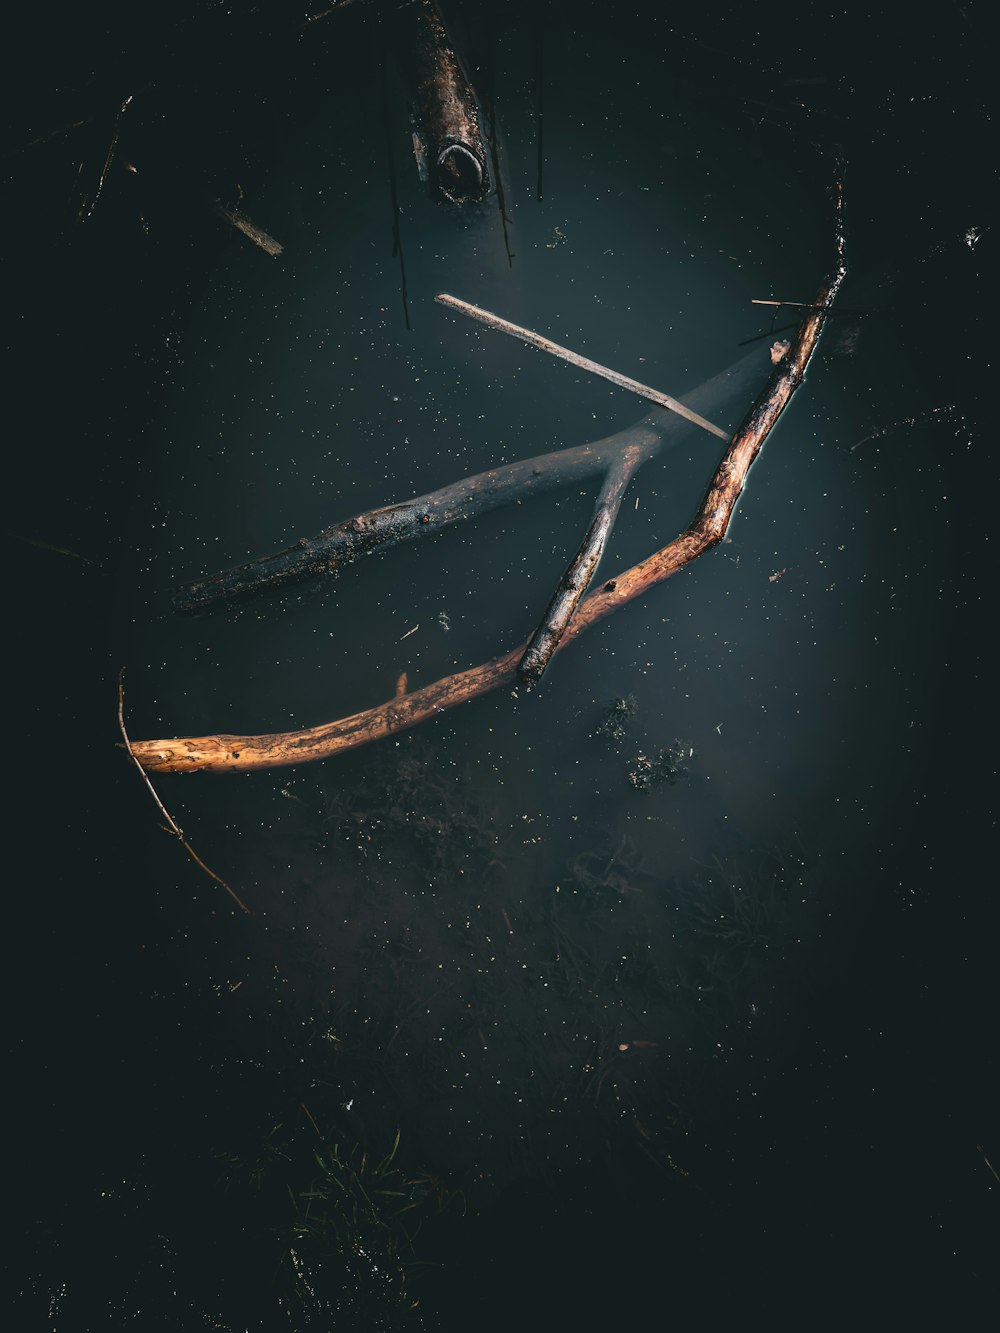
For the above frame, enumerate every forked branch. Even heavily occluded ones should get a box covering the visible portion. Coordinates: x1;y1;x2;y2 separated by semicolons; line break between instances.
131;164;846;775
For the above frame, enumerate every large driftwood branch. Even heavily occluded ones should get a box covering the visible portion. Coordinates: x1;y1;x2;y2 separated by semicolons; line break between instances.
130;163;846;776
175;349;764;614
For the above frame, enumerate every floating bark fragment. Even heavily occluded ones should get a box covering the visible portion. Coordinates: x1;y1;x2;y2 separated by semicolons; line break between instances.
397;0;490;204
10;533;98;564
117;669;251;911
215;202;284;257
79;94;133;220
849;403;956;452
519;444;644;685
304;0;359;21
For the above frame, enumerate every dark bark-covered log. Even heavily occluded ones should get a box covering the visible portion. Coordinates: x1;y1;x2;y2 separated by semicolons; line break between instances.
398;0;490;204
518;443;643;685
215;202;284;257
174;348;767;613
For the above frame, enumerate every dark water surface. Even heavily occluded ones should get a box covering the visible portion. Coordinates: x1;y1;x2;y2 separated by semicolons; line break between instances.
7;2;995;1326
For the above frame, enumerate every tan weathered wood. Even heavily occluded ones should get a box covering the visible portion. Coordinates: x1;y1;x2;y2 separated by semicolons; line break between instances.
129;165;847;776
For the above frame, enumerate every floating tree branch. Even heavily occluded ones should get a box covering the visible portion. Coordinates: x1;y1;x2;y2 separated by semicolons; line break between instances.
129;159;846;776
215;202;284;257
175;348;763;614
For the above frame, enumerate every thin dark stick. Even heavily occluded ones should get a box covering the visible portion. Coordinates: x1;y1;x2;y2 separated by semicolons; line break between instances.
117;668;252;912
535;19;545;202
519;444;643;685
377;8;410;329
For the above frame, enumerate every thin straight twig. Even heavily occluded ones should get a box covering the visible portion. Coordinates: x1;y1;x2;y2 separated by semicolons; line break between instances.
304;0;359;22
519;443;644;684
300;1103;324;1138
378;7;410;328
977;1143;1000;1186
435;293;729;439
535;18;545;202
117;669;252;912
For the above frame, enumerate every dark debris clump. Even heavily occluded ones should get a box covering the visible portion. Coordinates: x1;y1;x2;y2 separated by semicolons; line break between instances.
594;693;639;742
628;741;694;791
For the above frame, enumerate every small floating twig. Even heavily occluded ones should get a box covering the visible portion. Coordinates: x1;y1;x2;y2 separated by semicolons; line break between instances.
435;293;728;439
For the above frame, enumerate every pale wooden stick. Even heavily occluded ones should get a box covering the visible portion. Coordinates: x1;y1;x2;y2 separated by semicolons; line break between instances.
435;293;729;440
518;443;644;685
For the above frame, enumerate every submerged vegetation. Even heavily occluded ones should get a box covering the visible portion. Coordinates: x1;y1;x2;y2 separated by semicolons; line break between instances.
217;1115;464;1326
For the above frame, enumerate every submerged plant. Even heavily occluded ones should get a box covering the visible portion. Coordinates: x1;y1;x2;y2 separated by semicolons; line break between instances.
595;693;639;743
289;1130;415;1269
283;1129;461;1321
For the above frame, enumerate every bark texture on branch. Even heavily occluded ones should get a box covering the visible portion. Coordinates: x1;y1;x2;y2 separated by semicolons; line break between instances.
518;443;644;685
133;167;845;775
174;348;766;614
435;293;728;438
